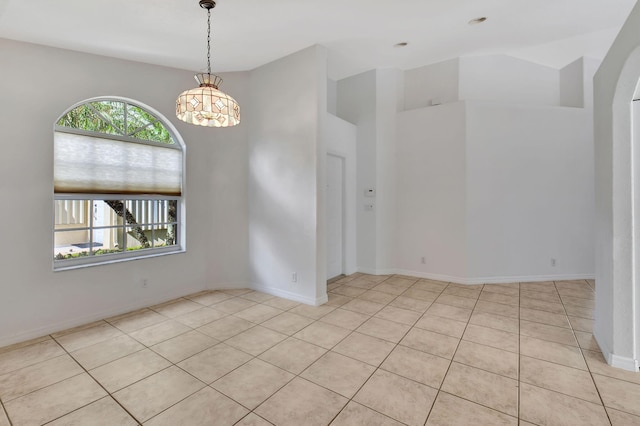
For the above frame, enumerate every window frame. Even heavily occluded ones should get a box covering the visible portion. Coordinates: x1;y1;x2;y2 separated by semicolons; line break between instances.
53;97;186;271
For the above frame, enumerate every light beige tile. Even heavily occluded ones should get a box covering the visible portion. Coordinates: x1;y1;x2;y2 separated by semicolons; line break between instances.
593;373;640;416
0;339;65;376
0;404;8;426
521;281;557;293
4;374;106;426
221;289;253;296
441;362;518;416
454;340;518;379
474;301;519;319
569;316;594;333
150;330;217;363
482;284;519;296
301;352;375;398
150;298;202;318
333;332;395;366
213;358;294;409
288;304;336;319
55;322;124;352
436;294;477;309
0;354;83;401
564;304;594;320
381;345;450;388
212;297;258;314
520;307;570;328
469;311;519;334
239;291;275;303
574;331;600;351
402;288;440;302
607;407;640;425
520;336;586;370
344;279;378;290
520;382;609;425
89;348;171;393
371;282;407;296
187;291;234;306
320;308;370;330
341;299;385;315
412;280;448;293
51;321;106;338
463;324;518;353
261;312;315;335
234;304;283;324
128;319;190;346
107;309;167;333
388;296;432;312
520;320;578;346
325;293;353;307
294;322;351;349
332;285;368;297
557;288;594;300
224;326;287;356
520;289;562;303
358;290;397;304
173;307;226;328
427;303;472;322
113;366;204;423
520;355;600;403
386;276;418;287
263;297;300;310
331;401;403;426
259;338;327;374
71;334;144;370
0;336;52;356
178;343;252;383
414;314;467;338
582;349;640;385
47;396;136;426
560;295;595;309
519;297;564;314
145;387;248;426
400;328;459;359
442;286;482;299
354;369;436;426
255;377;347;426
235;413;273;426
196;316;255;340
357;317;410;343
375;305;422;325
478;291;519;306
426;392;517;426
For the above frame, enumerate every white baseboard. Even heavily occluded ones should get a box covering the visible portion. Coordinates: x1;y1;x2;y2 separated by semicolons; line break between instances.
0;285;205;349
608;354;639;372
250;284;328;306
359;268;595;285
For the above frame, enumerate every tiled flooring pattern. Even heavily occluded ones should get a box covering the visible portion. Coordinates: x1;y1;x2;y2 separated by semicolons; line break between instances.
1;275;639;425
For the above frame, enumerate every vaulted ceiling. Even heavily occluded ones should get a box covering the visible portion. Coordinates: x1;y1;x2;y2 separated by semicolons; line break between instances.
0;0;635;79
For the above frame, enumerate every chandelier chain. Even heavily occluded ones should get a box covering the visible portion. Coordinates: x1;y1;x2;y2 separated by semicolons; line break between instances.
207;8;211;74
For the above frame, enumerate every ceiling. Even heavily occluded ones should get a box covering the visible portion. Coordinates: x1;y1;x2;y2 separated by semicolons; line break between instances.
0;0;636;80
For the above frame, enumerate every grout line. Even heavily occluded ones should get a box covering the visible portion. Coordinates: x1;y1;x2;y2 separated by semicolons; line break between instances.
0;398;13;426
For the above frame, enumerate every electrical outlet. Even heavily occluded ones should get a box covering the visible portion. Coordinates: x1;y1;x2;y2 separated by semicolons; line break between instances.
142;278;148;288
551;258;557;267
421;256;426;264
291;272;297;283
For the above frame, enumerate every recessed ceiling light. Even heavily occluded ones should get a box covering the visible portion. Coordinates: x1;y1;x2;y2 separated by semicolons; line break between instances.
394;42;409;48
468;17;488;25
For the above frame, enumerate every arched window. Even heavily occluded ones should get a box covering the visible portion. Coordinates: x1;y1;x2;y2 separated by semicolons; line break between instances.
53;97;185;269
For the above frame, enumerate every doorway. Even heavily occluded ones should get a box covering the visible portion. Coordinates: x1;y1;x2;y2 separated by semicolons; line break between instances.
326;154;345;280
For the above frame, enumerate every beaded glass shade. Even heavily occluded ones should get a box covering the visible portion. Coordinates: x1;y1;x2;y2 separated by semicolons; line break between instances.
176;73;240;127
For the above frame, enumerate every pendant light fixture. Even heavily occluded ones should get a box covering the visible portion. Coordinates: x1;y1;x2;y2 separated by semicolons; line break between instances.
176;0;240;127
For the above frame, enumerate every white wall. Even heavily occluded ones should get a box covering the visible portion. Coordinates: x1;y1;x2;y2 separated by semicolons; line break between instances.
466;102;594;282
0;39;250;346
248;45;328;305
560;58;585;107
459;55;560;106
395;103;468;279
325;113;358;276
594;0;640;371
404;59;459;110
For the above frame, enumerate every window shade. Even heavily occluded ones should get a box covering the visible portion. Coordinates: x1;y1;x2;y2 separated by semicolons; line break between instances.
54;131;182;195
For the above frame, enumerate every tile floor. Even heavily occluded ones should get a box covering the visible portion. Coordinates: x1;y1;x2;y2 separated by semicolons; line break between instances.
1;274;639;425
